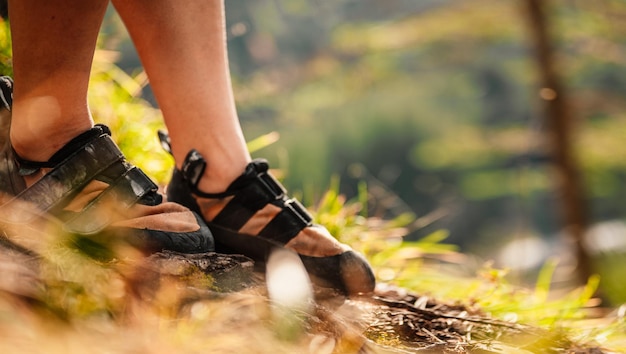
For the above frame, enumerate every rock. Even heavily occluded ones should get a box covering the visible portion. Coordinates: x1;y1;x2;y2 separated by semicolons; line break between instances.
142;250;257;292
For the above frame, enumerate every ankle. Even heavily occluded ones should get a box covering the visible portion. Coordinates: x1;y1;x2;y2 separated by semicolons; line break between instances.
10;125;93;162
10;105;93;162
9;93;95;162
195;158;249;194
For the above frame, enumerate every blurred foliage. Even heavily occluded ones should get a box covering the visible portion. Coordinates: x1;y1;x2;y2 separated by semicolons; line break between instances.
5;2;626;257
0;19;10;76
0;174;621;353
1;1;626;351
213;0;626;257
213;0;626;304
88;49;173;185
0;0;624;303
310;187;625;351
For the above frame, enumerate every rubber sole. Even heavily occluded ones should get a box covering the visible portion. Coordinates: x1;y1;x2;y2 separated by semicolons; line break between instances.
207;221;375;295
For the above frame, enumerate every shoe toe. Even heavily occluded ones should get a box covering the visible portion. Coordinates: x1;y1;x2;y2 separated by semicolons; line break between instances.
300;250;375;296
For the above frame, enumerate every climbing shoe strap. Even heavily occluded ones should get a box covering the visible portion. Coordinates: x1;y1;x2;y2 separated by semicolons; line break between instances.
180;150;313;245
0;132;159;234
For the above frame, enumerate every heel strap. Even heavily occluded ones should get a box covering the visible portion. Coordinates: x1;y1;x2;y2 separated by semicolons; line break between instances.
13;124;111;176
178;148;313;245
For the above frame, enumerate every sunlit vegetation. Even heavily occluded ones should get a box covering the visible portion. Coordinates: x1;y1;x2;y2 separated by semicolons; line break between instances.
2;0;626;352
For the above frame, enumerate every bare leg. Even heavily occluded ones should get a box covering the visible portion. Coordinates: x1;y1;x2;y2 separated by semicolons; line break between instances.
8;0;108;161
112;0;250;193
111;0;374;294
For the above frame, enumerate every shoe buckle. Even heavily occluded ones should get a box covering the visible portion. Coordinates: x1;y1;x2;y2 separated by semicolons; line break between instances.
257;172;287;199
284;198;313;226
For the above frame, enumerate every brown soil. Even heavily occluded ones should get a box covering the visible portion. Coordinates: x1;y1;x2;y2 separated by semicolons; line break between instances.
0;240;608;354
139;250;606;354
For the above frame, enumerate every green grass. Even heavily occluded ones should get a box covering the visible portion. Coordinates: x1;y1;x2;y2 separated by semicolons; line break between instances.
1;19;625;353
311;179;626;352
2;177;624;353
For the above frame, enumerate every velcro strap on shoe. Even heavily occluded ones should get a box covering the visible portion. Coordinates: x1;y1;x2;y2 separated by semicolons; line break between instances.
0;135;123;224
63;167;159;234
258;198;313;244
212;171;288;230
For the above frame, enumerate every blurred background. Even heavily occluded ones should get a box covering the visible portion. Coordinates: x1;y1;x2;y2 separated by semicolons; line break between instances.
91;0;626;302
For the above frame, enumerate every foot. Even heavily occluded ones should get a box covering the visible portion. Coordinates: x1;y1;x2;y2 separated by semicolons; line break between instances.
160;134;376;296
0;76;214;255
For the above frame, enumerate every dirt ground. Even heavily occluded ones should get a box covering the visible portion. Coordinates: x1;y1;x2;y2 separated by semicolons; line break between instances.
0;241;609;354
141;251;607;354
